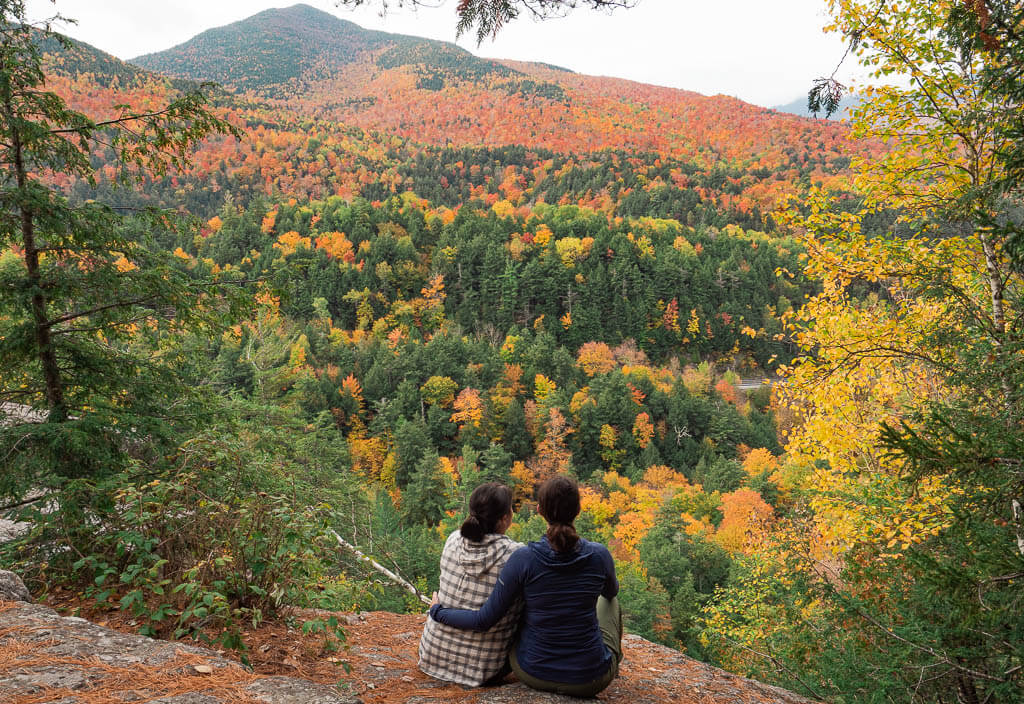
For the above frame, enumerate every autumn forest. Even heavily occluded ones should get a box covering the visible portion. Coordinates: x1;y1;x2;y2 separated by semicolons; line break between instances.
1;2;1022;703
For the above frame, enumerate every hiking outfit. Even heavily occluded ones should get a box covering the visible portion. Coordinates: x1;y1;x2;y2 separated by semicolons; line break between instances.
418;530;522;686
429;536;623;697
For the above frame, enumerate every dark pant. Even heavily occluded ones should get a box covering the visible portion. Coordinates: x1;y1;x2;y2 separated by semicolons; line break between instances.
510;596;623;698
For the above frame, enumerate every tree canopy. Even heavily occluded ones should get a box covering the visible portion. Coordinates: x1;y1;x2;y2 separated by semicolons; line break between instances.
704;2;1024;701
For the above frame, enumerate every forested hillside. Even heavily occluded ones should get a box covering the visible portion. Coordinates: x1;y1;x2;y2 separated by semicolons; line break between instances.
121;5;861;220
3;2;1021;703
2;5;825;661
133;4;406;93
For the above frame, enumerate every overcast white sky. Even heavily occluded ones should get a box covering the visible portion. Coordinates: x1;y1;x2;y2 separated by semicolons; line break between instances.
23;0;851;108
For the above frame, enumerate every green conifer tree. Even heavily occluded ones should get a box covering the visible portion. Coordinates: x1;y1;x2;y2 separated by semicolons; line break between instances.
0;0;242;492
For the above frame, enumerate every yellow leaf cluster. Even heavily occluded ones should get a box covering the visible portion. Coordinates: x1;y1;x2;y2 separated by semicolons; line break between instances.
533;374;556;400
273;230;311;257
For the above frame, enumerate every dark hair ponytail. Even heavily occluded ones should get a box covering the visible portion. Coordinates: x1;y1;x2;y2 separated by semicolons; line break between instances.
537;475;581;553
460;482;513;542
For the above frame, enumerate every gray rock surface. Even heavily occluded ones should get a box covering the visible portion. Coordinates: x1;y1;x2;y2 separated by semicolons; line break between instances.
0;570;30;602
0;516;30;543
337;611;819;703
0;600;360;704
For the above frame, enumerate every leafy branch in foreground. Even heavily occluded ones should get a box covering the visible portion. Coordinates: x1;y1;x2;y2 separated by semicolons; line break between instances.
705;1;1024;701
334;0;638;44
1;402;366;655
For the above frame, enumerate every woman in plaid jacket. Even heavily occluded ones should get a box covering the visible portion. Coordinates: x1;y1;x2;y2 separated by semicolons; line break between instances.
418;482;522;686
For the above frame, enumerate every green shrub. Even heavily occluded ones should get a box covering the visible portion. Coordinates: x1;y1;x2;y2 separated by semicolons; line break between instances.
1;404;365;655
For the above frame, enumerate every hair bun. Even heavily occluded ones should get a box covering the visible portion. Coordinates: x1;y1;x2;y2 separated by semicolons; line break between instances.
547;522;579;553
460;513;484;541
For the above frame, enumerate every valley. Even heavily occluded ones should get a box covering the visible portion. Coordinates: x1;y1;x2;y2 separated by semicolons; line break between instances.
2;3;1021;703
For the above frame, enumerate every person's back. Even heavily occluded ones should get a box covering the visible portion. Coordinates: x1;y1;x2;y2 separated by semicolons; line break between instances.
418;483;521;686
508;536;615;683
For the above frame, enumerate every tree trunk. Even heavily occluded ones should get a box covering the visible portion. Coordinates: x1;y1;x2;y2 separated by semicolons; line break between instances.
979;230;1007;338
4;93;66;421
978;228;1017;407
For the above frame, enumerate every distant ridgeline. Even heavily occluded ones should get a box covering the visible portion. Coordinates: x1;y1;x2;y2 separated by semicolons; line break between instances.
32;3;835;373
39;4;864;223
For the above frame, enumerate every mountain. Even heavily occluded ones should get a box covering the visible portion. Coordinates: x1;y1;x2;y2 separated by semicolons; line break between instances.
30;5;875;233
30;4;882;241
128;4;855;172
36;31;158;88
132;4;526;96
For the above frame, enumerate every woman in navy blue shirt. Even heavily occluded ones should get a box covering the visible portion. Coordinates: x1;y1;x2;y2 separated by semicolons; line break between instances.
429;475;622;697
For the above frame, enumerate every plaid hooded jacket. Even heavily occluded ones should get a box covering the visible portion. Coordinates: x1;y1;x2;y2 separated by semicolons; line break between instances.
418;529;523;685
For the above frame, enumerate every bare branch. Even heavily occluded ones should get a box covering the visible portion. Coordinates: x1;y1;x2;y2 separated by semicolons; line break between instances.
43;295;161;329
330;528;431;605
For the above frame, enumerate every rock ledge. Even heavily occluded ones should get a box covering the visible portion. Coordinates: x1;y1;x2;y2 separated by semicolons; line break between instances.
1;591;816;703
0;599;358;704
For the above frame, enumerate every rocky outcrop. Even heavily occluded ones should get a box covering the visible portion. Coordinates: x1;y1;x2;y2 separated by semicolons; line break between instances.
337;610;817;703
0;595;817;704
0;599;358;704
0;509;31;545
0;571;31;602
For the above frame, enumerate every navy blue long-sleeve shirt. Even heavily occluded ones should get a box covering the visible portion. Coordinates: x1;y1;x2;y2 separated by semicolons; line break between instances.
429;536;618;684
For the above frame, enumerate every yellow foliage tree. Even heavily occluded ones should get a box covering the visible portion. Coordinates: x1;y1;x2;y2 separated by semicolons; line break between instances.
450;388;484;429
533;373;556;400
420;375;458;407
272;230;311;257
704;2;1024;700
529;407;573;485
631;412;654;449
740;447;779;478
576;341;616;377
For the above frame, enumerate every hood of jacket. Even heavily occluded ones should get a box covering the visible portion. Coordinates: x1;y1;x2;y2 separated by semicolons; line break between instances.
527;535;597;571
451;531;520;578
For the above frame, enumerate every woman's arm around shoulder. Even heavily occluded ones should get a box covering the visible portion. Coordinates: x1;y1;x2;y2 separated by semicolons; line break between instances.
429;545;530;631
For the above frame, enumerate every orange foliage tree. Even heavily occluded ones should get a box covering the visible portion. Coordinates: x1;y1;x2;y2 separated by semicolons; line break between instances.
714;488;773;554
576;341;616;377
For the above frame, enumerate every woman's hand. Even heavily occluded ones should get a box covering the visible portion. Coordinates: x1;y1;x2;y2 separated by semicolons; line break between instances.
430;591;440;607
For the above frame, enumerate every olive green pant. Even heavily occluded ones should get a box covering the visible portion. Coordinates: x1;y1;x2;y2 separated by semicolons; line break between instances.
510;596;623;698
